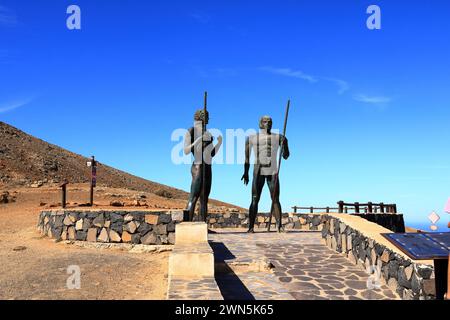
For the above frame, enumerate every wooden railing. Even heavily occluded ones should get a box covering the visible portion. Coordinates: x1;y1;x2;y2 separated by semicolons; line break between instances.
292;206;338;213
337;201;397;214
292;201;398;214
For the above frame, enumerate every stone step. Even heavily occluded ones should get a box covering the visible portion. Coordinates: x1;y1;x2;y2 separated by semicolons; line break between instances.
169;242;215;277
167;222;222;299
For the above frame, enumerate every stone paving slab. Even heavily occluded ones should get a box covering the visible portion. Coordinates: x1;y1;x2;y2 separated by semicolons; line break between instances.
167;276;223;300
215;271;294;300
209;229;400;300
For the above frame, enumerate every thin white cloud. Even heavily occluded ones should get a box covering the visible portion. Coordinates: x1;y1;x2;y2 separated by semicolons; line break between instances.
259;66;318;83
323;77;350;95
0;6;17;26
260;66;392;103
260;67;349;94
353;94;391;104
0;98;32;113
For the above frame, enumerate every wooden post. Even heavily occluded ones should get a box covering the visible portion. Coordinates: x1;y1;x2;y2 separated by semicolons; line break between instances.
310;206;314;213
446;256;450;300
354;202;360;213
338;201;344;213
87;156;97;206
60;181;68;209
326;207;330;213
368;202;373;213
293;206;298;213
90;157;94;206
380;202;385;213
344;207;348;213
434;258;449;300
374;206;378;213
393;204;397;214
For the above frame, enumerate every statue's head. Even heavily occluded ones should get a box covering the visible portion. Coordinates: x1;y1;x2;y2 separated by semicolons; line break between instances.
194;109;209;125
259;115;272;131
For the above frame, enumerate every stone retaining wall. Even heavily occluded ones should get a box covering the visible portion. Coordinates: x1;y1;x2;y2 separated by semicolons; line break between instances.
38;210;324;244
321;214;436;300
208;211;405;232
38;210;322;244
38;210;184;245
208;212;323;230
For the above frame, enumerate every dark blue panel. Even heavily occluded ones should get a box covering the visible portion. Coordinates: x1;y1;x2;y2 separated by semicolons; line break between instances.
424;233;450;251
381;233;450;260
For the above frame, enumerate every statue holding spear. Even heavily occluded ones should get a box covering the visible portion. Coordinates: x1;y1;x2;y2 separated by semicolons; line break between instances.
184;92;223;222
242;100;291;233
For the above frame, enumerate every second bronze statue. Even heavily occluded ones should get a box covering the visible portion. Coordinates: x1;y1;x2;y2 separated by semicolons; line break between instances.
184;109;222;222
241;115;290;233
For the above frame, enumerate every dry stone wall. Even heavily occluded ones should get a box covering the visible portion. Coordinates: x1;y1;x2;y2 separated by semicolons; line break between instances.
38;211;322;244
321;215;436;300
38;210;183;245
207;212;323;230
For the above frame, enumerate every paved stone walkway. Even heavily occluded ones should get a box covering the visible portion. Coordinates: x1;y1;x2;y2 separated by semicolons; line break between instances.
167;276;223;300
209;229;399;300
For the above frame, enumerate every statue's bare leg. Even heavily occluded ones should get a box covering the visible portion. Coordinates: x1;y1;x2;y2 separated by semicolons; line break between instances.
199;164;212;222
186;164;201;221
267;175;283;230
248;173;265;232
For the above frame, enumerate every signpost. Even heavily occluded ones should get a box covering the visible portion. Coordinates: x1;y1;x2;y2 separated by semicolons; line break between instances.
87;156;97;206
60;180;68;208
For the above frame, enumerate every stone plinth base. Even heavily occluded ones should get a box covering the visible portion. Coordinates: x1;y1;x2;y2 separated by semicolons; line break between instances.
169;243;214;277
167;222;221;299
168;222;214;277
175;222;208;244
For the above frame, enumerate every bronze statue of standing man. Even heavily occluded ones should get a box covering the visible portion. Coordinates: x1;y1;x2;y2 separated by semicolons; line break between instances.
184;109;222;222
242;116;290;233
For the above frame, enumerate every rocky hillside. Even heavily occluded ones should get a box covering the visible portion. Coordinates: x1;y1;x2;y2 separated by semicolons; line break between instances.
0;121;237;208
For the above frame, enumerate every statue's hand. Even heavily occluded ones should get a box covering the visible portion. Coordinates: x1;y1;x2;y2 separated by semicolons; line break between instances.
217;135;223;144
241;173;249;186
202;132;212;141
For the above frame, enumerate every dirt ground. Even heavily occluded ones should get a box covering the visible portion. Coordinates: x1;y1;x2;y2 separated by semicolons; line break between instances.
0;185;175;300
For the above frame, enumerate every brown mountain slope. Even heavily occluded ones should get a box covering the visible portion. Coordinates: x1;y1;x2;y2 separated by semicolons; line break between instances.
0;121;239;209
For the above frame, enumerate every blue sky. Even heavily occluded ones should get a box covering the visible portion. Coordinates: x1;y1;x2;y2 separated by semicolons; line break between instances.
1;0;449;229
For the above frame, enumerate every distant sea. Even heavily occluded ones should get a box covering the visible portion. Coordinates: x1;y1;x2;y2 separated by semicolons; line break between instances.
405;219;449;233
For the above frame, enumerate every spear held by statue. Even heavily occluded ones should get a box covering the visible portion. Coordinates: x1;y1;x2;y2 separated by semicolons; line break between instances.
267;99;290;232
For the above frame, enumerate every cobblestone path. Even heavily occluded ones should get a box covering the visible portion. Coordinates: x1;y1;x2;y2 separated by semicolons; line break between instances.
209;229;399;300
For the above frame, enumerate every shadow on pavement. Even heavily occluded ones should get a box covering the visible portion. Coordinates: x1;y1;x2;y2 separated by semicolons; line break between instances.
210;241;255;300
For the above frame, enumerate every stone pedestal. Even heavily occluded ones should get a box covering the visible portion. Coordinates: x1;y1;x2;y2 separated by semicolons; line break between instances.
168;222;214;277
167;222;221;299
169;243;214;277
175;222;208;244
